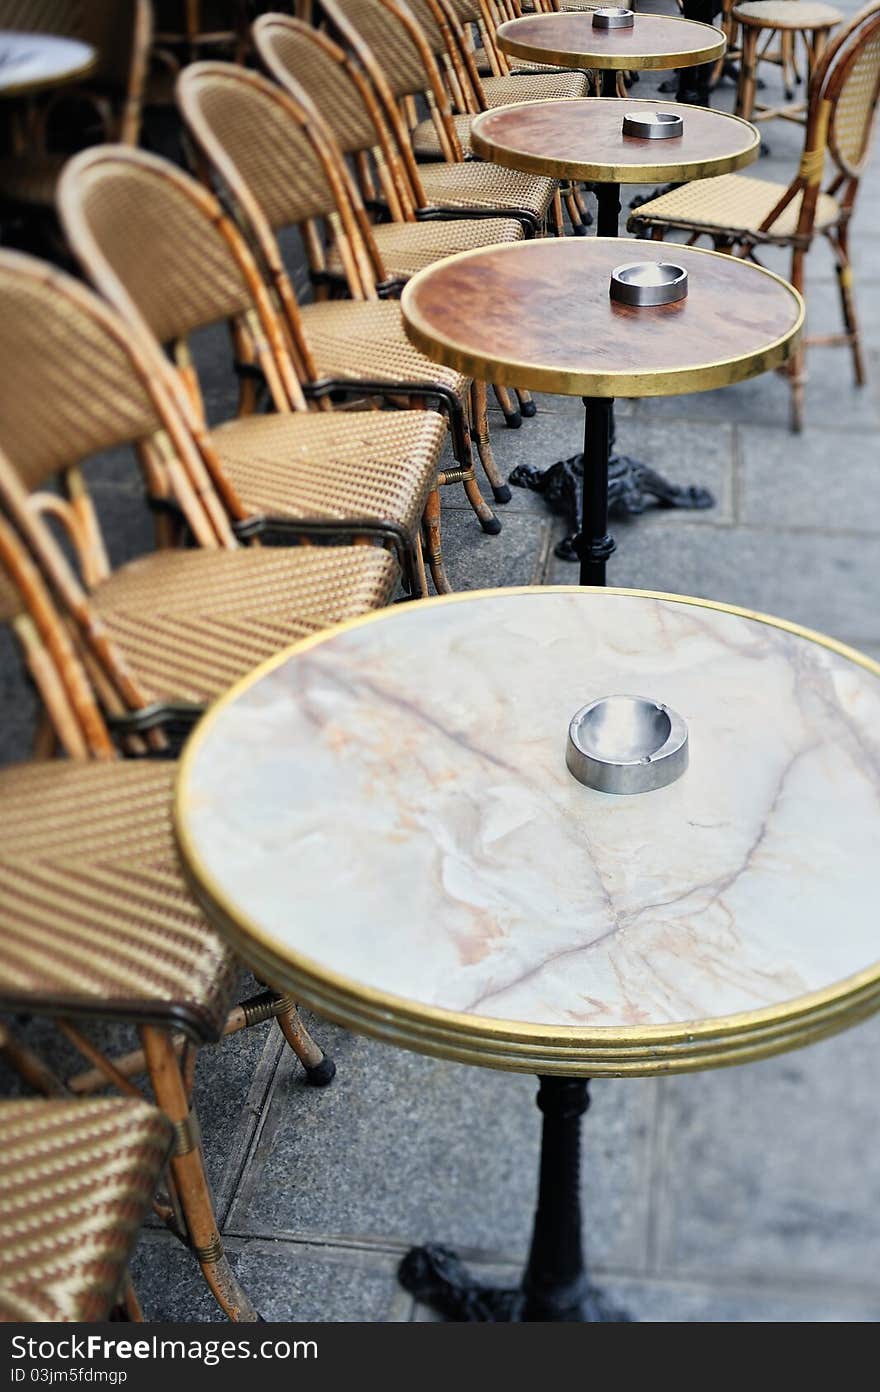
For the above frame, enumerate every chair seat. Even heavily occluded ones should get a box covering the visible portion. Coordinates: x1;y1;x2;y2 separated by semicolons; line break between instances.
325;216;524;282
418;160;556;220
300;297;469;397
733;1;842;28
0;760;239;1040
627;171;840;239
209;408;443;541
412;70;588;157
0;1098;172;1322
91;544;399;707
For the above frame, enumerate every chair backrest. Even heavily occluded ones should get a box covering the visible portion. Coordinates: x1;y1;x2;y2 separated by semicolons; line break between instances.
58;143;309;419
822;0;880;180
0;1;153;140
253;15;421;222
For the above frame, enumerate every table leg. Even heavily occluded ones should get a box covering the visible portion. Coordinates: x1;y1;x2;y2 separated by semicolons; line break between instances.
577;396;615;587
596;182;621;240
398;1077;631;1322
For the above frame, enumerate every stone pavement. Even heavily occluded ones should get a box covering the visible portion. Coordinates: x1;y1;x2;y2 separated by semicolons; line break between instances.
2;1;880;1322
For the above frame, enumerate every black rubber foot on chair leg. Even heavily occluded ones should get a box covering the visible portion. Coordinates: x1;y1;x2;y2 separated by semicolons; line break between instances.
304;1055;337;1087
480;514;503;535
503;410;522;429
519;400;537;418
492;484;513;503
572;221;589;236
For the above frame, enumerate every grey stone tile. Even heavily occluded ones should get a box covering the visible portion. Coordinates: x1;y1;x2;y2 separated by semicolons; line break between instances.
130;1231;412;1323
548;514;880;642
439;506;552;590
227;1025;657;1274
739;423;880;532
0;626;36;768
652;1015;880;1286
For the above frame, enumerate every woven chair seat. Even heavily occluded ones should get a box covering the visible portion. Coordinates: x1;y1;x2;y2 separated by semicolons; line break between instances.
628;171;840;238
418;159;556;218
210;407;442;536
733;1;842;28
89;544;399;707
324;215;524;281
0;760;239;1040
0;1098;172;1322
412;70;587;157
299;298;470;395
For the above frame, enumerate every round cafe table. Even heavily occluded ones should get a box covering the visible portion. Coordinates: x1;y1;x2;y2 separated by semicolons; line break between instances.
0;31;95;99
176;586;880;1321
401;238;803;585
497;11;726;96
469;97;760;541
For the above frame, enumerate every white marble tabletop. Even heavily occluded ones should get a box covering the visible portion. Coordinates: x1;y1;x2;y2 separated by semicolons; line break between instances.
0;32;95;98
177;589;880;1075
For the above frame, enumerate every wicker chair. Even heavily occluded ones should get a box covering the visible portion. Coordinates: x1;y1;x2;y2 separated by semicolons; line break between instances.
628;0;880;431
733;1;843;124
56;146;452;592
322;0;558;234
0;1;152;212
0;250;403;741
179;58;513;511
0;1098;172;1322
0;506;344;1321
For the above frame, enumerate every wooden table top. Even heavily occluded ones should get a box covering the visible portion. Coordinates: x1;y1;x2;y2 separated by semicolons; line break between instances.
470;98;760;184
496;12;726;71
400;238;803;397
0;31;95;98
176;587;880;1077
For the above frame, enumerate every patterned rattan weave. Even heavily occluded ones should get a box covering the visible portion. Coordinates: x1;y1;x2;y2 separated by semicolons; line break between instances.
90;547;401;706
0;1098;172;1322
0;760;239;1039
627;171;840;238
323;215;524;280
417;158;556;215
255;15;379;156
299;299;468;394
411;69;587;157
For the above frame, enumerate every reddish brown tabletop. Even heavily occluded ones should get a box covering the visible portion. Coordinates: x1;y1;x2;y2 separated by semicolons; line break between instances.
496;12;725;71
401;238;803;397
470;98;760;184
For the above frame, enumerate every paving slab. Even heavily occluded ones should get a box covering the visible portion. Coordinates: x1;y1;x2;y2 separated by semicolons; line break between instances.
438;505;553;589
738;423;880;532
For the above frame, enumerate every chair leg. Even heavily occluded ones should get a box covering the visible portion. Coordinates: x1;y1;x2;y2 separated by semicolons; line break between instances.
492;383;522;428
421;489;453;595
737;29;758;119
274;998;336;1087
835;237;866;386
141;1026;260;1323
516;389;537;418
470;381;512;504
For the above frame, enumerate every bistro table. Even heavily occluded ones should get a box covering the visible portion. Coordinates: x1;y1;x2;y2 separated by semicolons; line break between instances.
497;11;726;96
469;97;761;539
176;586;880;1320
0;31;95;99
401;238;802;585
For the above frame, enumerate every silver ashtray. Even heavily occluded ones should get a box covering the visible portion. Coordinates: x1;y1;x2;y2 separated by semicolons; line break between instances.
592;6;634;28
622;110;684;140
566;695;688;795
610;261;688;306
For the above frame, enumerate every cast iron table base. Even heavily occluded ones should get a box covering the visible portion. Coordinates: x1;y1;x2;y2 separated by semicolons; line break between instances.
399;1076;632;1322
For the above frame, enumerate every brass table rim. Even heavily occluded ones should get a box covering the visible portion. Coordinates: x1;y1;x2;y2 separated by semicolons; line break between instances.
0;31;97;98
496;13;726;70
400;238;805;398
470;98;761;185
176;586;880;1078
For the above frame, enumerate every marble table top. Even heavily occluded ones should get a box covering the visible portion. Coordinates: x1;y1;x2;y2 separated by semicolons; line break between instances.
177;589;880;1076
0;32;95;97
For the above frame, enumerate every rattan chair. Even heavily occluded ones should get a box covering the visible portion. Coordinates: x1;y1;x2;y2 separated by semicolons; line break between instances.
322;0;558;234
628;0;880;431
733;0;843;123
55;147;453;591
0;250;403;740
179;58;513;511
0;2;153;213
0;1098;172;1322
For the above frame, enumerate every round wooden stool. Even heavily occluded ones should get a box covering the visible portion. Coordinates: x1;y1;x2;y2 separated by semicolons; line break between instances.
733;1;842;123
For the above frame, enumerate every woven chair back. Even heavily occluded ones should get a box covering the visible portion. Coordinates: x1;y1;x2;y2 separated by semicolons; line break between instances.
0;251;160;491
822;1;880;177
253;15;379;155
323;0;440;100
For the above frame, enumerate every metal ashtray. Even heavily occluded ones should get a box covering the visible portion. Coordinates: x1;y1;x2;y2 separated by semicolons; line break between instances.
566;695;688;795
622;110;684;140
610;261;688;307
592;6;634;28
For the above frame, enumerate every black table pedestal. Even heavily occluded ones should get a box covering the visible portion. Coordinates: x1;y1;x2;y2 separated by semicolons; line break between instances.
398;1076;631;1322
